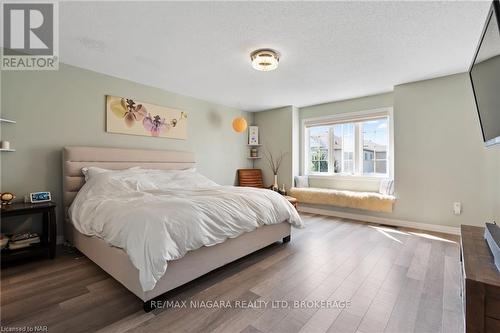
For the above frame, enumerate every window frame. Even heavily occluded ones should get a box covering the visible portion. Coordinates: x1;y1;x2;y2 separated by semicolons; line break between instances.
302;107;394;180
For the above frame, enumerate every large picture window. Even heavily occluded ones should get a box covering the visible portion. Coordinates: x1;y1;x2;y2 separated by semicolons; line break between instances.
304;109;393;178
309;126;330;172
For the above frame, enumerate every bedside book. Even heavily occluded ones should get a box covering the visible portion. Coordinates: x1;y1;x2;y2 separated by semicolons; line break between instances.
9;239;41;250
8;232;41;250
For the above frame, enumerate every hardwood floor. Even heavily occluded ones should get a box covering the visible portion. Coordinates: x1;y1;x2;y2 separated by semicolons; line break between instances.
0;213;463;333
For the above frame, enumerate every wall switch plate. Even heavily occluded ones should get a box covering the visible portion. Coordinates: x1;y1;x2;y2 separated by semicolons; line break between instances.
453;202;462;215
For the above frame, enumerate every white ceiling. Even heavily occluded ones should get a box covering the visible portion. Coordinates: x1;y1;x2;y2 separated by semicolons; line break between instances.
59;1;492;111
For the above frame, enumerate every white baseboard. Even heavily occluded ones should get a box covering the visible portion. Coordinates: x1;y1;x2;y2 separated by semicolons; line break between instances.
298;206;460;235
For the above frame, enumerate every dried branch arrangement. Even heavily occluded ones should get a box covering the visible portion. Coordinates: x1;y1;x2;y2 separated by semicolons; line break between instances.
263;147;288;175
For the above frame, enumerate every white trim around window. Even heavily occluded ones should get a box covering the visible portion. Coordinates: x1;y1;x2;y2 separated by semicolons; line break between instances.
301;107;394;180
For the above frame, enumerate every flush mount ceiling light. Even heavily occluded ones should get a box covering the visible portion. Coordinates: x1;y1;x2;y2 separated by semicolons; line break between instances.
250;49;280;71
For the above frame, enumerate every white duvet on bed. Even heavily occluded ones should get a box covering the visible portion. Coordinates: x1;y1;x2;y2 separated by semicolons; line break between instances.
69;168;303;291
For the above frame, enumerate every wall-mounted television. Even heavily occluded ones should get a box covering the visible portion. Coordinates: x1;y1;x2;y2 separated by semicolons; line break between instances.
469;0;500;147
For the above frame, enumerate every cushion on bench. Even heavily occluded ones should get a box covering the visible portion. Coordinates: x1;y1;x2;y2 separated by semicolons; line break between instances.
289;187;395;213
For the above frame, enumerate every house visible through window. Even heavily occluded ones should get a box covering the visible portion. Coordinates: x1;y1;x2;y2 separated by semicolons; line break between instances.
304;109;392;177
361;117;389;175
309;126;329;172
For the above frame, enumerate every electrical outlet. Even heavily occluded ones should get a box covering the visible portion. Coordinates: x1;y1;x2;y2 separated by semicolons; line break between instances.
453;202;462;215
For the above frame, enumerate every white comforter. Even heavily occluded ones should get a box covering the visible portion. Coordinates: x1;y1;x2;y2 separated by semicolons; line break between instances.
69;169;303;291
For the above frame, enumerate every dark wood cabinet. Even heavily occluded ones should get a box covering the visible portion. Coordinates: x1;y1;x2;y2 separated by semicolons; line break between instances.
461;225;500;333
1;202;57;264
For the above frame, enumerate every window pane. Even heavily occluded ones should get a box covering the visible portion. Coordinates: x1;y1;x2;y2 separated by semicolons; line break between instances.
333;133;342;173
308;126;329;173
333;123;354;174
319;161;328;172
363;150;374;173
319;149;328;160
375;161;387;174
344;160;354;173
311;161;319;172
362;118;389;175
333;159;341;173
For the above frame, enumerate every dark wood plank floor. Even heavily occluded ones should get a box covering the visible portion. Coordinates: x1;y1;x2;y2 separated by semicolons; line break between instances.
0;213;463;333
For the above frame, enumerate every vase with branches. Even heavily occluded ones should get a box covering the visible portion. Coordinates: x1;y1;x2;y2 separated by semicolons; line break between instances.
263;147;287;190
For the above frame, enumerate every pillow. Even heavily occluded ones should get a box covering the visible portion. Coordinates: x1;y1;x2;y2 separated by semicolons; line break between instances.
139;167;196;173
379;179;395;195
294;175;309;188
108;170;218;191
164;172;218;189
81;166;141;182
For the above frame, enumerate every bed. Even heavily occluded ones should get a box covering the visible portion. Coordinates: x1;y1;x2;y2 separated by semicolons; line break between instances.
63;146;299;311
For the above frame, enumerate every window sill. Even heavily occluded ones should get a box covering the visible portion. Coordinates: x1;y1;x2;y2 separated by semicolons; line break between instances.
306;174;390;182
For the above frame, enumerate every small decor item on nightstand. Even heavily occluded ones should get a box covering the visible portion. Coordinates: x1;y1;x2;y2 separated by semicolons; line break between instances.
279;184;287;196
30;191;51;203
248;126;259;145
1;192;15;205
268;185;280;193
263;147;287;190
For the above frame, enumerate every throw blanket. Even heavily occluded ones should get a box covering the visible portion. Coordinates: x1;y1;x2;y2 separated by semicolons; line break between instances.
69;169;303;291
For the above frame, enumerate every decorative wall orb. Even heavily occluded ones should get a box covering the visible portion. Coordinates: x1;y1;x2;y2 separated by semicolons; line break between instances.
232;117;248;133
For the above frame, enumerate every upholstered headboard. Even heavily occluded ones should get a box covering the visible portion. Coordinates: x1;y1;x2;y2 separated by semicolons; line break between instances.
63;146;196;238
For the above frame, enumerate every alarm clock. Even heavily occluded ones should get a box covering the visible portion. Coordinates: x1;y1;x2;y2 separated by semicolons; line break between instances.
30;191;51;203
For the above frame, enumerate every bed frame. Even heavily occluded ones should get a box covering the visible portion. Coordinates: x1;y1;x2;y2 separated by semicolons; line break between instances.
62;146;291;311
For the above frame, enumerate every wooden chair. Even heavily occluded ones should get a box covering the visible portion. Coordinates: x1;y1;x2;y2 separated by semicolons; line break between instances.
237;169;299;211
237;169;265;188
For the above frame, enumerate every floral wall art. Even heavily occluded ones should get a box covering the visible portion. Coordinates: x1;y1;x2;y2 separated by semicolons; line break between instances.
106;95;187;139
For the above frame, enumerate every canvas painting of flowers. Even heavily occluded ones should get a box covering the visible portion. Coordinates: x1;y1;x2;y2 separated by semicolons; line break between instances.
106;95;187;139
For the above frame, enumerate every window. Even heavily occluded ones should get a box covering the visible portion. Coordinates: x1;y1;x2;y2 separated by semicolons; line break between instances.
332;123;355;174
304;108;393;178
361;118;389;175
309;126;329;172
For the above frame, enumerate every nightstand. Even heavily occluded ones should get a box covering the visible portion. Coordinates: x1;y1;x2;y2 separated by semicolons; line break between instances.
284;196;298;210
1;201;57;264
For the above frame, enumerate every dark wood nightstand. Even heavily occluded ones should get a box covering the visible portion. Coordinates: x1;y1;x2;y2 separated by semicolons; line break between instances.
460;225;500;333
1;201;57;264
284;196;298;210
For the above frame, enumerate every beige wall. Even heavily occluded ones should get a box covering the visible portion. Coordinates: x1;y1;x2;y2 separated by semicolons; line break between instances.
299;92;394;119
300;93;394;192
392;73;496;227
1;64;251;238
257;74;499;228
2;63;498;234
253;106;295;189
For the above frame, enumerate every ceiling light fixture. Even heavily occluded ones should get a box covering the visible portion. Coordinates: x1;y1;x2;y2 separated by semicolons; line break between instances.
250;49;280;71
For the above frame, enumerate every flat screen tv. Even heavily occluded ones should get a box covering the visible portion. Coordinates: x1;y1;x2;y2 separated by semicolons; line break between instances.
469;0;500;147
